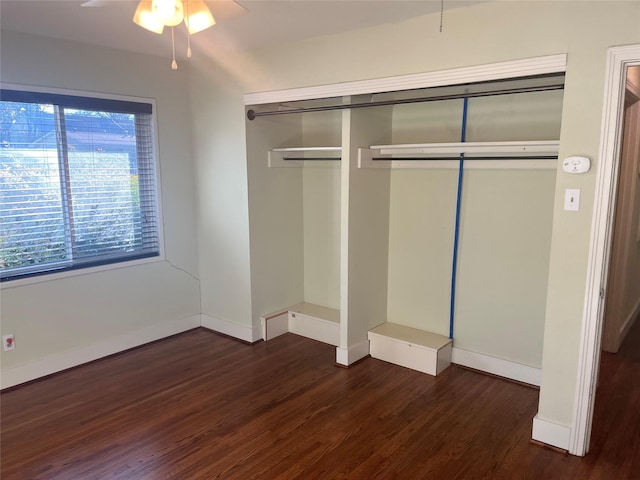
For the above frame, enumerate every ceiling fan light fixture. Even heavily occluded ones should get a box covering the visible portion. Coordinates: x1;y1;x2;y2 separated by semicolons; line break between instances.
133;0;165;34
151;0;184;27
133;0;220;69
185;0;215;34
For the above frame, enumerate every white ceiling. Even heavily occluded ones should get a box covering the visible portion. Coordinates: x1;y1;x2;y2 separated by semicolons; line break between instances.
0;0;483;61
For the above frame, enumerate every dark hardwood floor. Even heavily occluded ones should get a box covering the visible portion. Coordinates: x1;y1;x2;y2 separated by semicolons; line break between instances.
1;321;639;479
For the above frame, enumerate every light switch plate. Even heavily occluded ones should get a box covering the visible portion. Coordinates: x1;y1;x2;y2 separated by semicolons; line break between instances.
564;188;580;211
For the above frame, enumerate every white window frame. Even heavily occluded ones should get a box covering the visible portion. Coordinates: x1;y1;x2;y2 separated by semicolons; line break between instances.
0;83;165;289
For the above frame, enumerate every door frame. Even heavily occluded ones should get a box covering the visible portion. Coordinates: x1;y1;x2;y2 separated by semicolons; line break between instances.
570;43;640;456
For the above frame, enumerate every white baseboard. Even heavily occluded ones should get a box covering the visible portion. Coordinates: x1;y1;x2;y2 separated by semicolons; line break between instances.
201;314;262;343
336;340;370;366
451;347;541;386
1;315;201;390
532;414;571;451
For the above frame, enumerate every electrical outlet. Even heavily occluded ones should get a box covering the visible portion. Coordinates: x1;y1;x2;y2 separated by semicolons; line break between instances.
3;334;15;351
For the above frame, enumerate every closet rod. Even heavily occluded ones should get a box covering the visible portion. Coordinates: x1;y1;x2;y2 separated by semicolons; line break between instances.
372;155;558;161
246;84;564;120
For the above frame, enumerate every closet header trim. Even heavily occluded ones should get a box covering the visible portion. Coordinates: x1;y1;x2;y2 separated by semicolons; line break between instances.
243;54;567;106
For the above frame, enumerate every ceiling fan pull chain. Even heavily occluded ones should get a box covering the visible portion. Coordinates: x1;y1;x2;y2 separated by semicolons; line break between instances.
185;0;192;58
171;26;178;70
440;0;444;32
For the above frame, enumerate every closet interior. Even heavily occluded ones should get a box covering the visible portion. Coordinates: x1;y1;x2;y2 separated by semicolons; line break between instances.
246;72;565;382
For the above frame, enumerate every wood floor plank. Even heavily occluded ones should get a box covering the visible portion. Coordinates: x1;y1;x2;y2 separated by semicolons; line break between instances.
1;324;639;479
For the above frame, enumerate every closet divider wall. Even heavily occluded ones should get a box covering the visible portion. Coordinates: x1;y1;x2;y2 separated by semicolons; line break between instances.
246;60;565;379
339;104;392;360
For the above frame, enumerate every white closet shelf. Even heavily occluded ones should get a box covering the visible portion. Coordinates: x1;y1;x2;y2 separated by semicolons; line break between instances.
359;140;560;170
372;140;559;156
268;147;342;167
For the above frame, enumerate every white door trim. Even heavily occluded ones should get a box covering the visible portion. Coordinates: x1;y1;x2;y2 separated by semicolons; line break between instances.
569;43;640;456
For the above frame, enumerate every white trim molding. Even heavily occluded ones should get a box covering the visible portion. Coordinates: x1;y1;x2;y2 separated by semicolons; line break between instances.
336;340;371;366
570;43;640;457
532;415;571;451
201;314;263;343
451;348;541;387
244;54;567;105
0;315;201;390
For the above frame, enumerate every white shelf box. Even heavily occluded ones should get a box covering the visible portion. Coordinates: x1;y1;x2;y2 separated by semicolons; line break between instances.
368;322;452;376
261;302;340;346
288;303;340;346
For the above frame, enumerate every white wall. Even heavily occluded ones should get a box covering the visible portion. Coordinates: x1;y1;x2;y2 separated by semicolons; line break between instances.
303;164;341;310
619;98;640;329
302;111;342;310
386;89;561;368
0;31;201;387
188;61;254;334
189;0;640;441
603;87;640;352
454;168;556;367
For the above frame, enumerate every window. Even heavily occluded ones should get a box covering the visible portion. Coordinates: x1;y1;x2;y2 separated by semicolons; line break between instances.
0;89;161;282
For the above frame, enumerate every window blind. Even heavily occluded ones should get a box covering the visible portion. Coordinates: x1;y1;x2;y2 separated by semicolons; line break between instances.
0;89;160;281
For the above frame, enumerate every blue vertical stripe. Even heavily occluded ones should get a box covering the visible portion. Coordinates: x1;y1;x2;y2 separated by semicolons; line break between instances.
449;97;468;340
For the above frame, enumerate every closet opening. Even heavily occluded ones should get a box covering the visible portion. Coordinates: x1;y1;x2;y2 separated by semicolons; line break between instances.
246;65;565;381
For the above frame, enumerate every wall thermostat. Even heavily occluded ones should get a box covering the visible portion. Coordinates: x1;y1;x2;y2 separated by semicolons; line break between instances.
563;156;591;174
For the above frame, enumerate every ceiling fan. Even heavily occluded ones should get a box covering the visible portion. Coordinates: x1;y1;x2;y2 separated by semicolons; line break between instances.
81;0;248;69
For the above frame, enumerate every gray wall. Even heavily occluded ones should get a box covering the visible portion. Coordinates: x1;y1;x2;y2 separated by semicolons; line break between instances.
0;31;201;387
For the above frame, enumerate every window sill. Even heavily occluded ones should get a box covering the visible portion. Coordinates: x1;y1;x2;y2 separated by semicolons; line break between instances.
0;254;165;289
